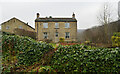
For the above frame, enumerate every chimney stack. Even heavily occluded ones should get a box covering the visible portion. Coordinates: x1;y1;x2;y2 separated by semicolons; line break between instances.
72;12;75;19
37;13;40;18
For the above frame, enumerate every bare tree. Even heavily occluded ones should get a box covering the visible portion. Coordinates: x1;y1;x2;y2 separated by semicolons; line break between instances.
97;2;113;25
97;2;114;43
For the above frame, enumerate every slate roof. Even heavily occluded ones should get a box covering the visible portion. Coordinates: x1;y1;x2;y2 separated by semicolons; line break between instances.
35;18;77;22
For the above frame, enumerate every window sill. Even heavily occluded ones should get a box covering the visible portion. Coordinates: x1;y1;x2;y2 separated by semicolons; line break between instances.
65;38;70;39
65;27;70;29
54;28;59;29
43;28;48;29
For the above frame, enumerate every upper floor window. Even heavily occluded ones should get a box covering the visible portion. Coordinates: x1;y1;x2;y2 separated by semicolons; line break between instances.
43;32;48;39
6;26;9;29
65;32;70;38
19;26;22;29
55;32;58;37
65;23;70;28
55;23;59;28
43;23;48;28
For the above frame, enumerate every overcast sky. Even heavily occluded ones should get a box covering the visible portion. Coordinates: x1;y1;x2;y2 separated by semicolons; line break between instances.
0;0;119;29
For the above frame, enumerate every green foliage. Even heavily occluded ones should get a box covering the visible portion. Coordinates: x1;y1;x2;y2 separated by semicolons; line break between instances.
59;37;64;43
2;35;36;52
113;32;120;36
51;44;120;72
17;42;53;66
111;32;120;47
84;41;91;45
2;33;120;72
2;34;54;66
44;39;52;43
32;66;55;72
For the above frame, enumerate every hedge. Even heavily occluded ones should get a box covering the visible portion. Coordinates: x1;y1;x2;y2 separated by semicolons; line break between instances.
51;44;120;72
2;34;54;66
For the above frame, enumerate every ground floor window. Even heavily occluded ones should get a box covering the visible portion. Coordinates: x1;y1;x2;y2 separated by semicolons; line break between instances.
55;32;58;37
43;32;48;39
65;32;70;38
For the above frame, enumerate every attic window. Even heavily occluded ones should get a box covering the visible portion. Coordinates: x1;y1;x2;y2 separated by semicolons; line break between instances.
6;26;9;29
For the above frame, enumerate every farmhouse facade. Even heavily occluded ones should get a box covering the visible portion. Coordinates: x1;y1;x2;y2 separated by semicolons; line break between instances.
1;17;35;33
35;13;77;42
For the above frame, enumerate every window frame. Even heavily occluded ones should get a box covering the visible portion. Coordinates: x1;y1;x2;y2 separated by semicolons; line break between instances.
55;23;59;28
55;32;58;37
19;26;22;29
43;32;48;39
65;32;70;38
65;23;70;28
43;23;48;28
6;26;9;29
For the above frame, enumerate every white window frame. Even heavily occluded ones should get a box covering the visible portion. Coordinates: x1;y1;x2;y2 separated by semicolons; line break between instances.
55;23;59;28
43;32;48;39
19;26;22;29
65;23;70;28
43;23;48;28
65;32;70;38
6;26;9;29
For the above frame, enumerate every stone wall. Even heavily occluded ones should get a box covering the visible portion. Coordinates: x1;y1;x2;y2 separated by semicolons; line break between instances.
35;22;77;42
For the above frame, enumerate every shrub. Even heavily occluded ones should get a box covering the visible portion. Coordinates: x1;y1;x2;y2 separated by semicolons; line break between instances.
44;39;52;43
59;37;64;43
84;40;91;45
2;34;54;66
51;44;120;72
111;32;120;47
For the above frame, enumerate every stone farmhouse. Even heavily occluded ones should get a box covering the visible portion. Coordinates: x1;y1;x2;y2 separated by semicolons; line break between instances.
1;17;35;33
35;13;77;42
1;13;77;42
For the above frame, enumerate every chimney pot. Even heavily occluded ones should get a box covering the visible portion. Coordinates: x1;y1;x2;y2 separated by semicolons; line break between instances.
72;12;75;19
37;13;40;18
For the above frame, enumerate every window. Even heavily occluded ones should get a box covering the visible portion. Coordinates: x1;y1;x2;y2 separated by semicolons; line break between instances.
55;32;58;37
6;26;9;29
43;32;48;39
65;23;70;28
55;23;59;28
43;23;48;28
19;26;22;29
65;32;70;38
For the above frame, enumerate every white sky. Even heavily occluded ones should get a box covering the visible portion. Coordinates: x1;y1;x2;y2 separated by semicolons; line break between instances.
0;0;119;29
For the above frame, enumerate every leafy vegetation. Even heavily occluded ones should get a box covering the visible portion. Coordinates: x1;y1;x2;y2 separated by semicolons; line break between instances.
111;32;120;47
59;37;64;42
2;34;120;72
51;44;120;72
2;34;54;71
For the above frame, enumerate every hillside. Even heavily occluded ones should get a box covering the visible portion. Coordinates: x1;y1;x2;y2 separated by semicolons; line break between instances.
77;20;120;44
77;29;85;42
